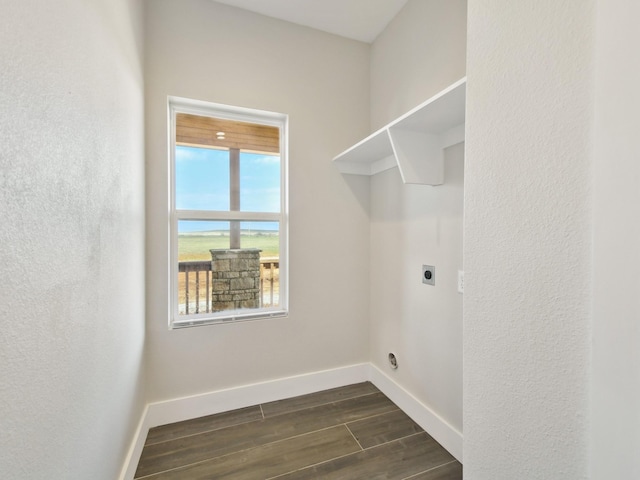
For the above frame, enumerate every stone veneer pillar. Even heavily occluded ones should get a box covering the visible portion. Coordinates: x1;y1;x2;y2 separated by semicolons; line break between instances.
210;249;261;312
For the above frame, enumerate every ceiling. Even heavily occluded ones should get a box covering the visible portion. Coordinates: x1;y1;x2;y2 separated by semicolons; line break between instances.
212;0;409;43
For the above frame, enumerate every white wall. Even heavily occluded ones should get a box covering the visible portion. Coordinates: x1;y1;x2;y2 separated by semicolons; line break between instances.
145;0;371;402
464;1;593;477
0;0;146;478
592;0;640;476
368;0;467;436
370;0;468;130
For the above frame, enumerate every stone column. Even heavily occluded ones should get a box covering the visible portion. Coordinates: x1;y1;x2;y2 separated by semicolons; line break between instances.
210;249;261;312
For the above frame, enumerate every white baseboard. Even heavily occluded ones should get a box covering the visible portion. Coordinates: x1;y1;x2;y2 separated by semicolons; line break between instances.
368;364;463;462
119;362;462;478
145;363;370;429
118;404;151;480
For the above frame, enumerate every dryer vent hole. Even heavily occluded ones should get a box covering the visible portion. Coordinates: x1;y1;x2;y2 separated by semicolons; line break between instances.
388;353;398;369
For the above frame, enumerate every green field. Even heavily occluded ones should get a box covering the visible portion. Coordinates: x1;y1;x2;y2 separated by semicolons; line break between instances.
178;233;279;261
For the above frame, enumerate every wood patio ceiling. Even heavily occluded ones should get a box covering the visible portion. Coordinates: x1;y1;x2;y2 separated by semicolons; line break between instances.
176;113;280;154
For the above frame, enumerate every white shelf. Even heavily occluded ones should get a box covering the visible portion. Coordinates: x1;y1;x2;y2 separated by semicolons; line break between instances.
333;78;466;185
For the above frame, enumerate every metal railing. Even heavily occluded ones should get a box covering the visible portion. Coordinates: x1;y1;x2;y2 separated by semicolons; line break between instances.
178;259;279;315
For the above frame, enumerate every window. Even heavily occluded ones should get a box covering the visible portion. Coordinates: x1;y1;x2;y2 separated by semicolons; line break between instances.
168;97;288;328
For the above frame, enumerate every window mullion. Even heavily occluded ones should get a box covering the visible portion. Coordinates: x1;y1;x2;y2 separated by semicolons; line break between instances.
230;147;240;249
176;210;281;222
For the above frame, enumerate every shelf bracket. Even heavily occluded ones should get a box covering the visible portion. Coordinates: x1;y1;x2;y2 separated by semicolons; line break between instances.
388;128;444;185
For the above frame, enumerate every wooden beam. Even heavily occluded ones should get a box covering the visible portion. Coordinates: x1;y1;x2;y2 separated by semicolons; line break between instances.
176;113;280;154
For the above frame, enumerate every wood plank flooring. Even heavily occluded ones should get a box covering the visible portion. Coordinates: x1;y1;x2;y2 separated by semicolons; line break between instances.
135;382;462;480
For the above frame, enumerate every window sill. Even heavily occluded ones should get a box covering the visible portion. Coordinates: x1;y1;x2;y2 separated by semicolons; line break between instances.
171;309;288;329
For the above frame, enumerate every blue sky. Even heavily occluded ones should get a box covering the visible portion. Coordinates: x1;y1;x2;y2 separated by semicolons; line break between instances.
176;146;280;233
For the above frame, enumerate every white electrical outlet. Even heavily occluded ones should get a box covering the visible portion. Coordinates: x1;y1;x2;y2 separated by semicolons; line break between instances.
457;270;464;294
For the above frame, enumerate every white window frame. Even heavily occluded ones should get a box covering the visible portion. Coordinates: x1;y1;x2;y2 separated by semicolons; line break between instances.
168;96;289;328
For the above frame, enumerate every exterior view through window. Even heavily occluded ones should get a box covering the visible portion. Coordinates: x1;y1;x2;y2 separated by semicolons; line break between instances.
169;98;288;327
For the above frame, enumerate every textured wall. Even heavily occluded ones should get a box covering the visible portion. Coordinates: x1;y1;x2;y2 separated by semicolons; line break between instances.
592;0;640;476
368;0;467;437
0;0;146;478
464;0;593;477
145;0;371;402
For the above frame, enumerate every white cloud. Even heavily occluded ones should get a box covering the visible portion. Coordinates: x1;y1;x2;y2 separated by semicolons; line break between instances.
252;154;280;165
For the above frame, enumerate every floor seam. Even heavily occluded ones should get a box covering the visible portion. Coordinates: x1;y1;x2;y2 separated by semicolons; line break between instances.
142;415;264;447
359;431;425;452
262;389;380;419
344;407;406;429
265;430;431;480
344;423;364;451
401;460;460;479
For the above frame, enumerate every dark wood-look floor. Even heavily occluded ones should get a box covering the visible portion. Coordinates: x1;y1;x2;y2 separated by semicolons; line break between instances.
135;382;462;480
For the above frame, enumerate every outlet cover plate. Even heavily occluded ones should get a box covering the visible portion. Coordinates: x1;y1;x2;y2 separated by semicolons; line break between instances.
422;265;435;285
